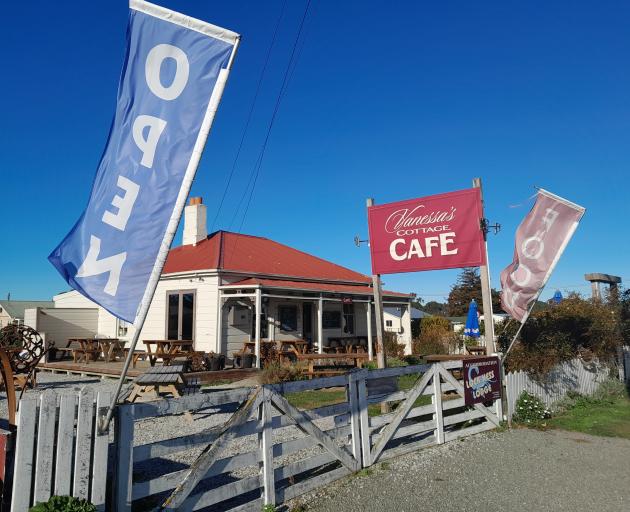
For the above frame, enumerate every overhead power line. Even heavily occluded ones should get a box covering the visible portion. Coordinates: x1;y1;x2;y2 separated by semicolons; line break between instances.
209;0;288;233
229;0;313;232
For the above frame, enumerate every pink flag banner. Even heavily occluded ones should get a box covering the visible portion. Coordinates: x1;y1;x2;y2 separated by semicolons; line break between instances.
500;189;585;322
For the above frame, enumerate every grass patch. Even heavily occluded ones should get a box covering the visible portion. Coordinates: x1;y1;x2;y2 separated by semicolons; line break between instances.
549;395;630;439
285;388;347;410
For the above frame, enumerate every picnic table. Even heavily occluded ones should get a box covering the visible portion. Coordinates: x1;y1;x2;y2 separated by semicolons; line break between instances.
296;352;369;378
280;339;310;354
144;340;195;366
124;364;199;403
238;339;311;365
65;338;126;364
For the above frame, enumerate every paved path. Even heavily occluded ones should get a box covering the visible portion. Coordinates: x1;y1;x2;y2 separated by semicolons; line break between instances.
289;429;630;512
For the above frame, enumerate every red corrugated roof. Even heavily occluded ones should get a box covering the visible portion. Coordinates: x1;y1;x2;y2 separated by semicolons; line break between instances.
162;231;372;284
220;277;410;298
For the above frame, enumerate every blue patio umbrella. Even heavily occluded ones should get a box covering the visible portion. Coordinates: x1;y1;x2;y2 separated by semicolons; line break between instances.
552;290;563;304
464;299;480;338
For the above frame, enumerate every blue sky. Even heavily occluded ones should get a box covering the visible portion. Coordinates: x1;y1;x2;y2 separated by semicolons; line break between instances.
1;0;628;303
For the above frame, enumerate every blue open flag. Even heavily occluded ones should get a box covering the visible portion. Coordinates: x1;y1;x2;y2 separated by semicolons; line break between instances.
48;1;239;324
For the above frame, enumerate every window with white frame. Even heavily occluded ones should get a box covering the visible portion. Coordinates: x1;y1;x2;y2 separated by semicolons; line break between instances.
117;318;130;337
385;320;393;327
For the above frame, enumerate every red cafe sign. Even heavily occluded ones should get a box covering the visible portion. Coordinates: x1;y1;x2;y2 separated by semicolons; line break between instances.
367;188;486;275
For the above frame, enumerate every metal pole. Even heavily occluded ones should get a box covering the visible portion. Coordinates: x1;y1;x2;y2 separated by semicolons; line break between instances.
366;198;386;369
99;37;241;433
472;178;495;355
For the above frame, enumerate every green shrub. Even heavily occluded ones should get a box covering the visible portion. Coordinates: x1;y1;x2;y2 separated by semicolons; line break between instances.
497;293;624;375
554;378;628;413
363;361;378;370
402;354;423;365
412;337;447;355
259;362;305;384
29;496;96;512
385;357;407;368
512;391;551;427
412;315;461;355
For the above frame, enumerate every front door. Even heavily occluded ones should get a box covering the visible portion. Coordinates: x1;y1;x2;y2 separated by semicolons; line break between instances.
302;303;313;342
167;291;195;340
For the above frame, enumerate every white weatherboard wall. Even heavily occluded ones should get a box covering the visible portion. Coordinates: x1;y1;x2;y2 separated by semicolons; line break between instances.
54;291;119;339
54;274;220;353
505;358;612;417
24;307;98;347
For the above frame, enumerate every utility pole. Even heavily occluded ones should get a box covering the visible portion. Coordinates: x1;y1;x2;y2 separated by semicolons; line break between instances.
472;178;495;355
366;198;386;369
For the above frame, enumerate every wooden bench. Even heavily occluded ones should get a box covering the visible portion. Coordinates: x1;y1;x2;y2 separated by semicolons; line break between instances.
72;347;101;364
296;353;369;379
122;348;148;368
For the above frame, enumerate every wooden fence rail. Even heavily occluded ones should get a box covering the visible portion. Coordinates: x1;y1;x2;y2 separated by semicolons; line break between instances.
8;361;502;511
10;388;110;512
113;361;499;511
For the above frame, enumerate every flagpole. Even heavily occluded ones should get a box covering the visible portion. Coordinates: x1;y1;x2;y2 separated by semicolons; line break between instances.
99;37;241;433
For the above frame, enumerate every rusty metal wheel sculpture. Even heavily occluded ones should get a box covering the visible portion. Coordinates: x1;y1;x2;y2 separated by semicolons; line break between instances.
0;323;53;403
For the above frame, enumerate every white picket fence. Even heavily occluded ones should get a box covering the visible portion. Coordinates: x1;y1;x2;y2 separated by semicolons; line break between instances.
10;388;110;511
505;357;615;417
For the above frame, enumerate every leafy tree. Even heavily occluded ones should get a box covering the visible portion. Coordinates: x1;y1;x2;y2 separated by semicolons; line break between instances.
446;268;503;316
420;301;448;316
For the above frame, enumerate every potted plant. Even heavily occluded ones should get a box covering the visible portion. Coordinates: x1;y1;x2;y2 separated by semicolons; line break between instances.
242;353;256;369
207;353;226;371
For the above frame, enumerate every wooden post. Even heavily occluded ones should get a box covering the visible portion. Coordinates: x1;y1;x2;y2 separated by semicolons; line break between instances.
472;178;495;355
255;288;262;369
258;389;275;505
366;198;386;369
366;301;373;361
215;293;223;354
114;406;134;511
317;296;324;354
432;365;444;444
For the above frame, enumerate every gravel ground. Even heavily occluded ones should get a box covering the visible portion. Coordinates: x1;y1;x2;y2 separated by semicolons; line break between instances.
288;429;630;512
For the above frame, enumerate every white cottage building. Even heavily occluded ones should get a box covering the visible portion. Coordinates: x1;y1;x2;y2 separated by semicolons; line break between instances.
47;198;413;363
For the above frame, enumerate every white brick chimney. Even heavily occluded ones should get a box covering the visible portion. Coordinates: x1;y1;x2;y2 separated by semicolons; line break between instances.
183;197;207;246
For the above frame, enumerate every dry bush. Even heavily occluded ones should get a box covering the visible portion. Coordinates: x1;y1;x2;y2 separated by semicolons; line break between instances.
259;362;305;384
383;332;405;358
260;342;279;368
411;316;457;355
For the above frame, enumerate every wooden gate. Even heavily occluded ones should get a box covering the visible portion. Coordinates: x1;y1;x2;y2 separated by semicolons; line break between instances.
358;361;501;467
114;362;500;510
10;388;110;512
115;374;362;511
